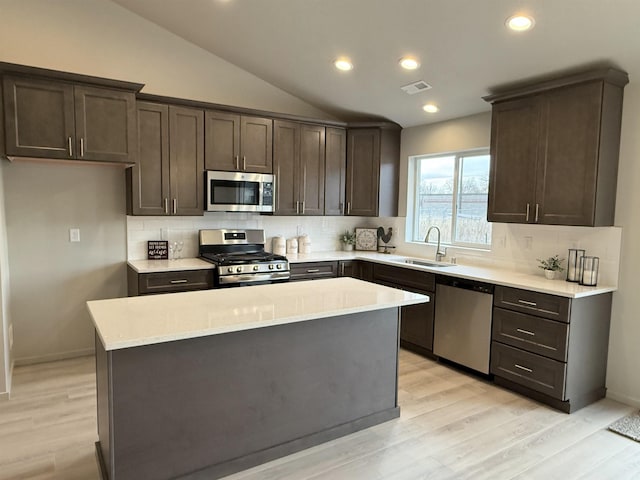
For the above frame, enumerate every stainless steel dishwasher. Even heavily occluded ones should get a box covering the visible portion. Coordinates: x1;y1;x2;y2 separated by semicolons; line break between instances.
433;276;494;374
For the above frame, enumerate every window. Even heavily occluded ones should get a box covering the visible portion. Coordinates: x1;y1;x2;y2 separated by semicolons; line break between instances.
411;149;492;248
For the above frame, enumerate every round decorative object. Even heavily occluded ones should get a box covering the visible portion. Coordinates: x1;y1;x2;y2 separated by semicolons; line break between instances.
544;269;556;280
355;228;378;251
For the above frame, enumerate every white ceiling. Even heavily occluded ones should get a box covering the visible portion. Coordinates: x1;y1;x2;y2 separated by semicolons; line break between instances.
111;0;640;128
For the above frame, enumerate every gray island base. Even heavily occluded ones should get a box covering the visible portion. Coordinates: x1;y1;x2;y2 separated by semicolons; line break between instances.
89;278;427;480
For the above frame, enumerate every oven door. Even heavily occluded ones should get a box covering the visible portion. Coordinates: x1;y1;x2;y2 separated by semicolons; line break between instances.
206;171;274;212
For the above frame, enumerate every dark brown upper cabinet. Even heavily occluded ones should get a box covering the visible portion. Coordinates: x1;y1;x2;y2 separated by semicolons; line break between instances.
273;120;325;215
345;125;400;217
3;75;136;164
324;127;347;216
204;111;273;173
485;68;628;226
127;102;204;216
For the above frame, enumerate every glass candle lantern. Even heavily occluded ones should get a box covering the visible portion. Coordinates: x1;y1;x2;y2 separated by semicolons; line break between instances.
566;248;585;282
580;256;599;286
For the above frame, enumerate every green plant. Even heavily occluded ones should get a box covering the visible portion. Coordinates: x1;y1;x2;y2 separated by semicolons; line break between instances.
537;255;564;272
341;230;356;245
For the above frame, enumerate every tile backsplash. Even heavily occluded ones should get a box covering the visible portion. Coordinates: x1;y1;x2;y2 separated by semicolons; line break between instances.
127;214;621;287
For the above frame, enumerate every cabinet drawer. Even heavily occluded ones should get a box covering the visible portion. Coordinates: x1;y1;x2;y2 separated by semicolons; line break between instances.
290;262;338;281
372;264;435;292
494;286;570;323
493;308;569;361
138;270;214;295
491;342;566;400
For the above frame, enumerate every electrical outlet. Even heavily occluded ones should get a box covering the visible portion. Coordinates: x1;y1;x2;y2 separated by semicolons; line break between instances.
524;236;533;250
69;228;80;242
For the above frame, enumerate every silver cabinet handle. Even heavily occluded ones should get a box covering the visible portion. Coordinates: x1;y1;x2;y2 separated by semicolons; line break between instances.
340;263;345;276
347;202;351;215
525;203;530;222
243;156;246;171
296;201;300;214
170;279;188;284
163;198;169;214
67;136;73;157
535;203;539;223
235;155;240;170
515;364;533;373
172;198;177;215
80;137;84;157
518;299;537;307
307;269;320;273
516;328;536;336
301;201;305;214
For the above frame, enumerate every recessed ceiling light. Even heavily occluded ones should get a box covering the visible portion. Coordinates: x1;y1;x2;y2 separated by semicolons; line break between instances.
423;104;439;113
334;58;354;71
399;57;420;70
506;14;535;32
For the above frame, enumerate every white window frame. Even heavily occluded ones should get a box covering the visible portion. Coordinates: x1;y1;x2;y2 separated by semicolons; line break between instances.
409;148;492;249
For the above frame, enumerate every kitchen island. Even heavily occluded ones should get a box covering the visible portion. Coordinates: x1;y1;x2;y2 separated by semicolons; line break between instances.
87;277;428;480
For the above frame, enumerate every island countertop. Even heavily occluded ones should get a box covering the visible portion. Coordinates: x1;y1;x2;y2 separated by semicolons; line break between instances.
88;277;428;351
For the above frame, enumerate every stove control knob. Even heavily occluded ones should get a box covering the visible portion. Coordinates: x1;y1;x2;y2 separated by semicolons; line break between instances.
276;264;282;270
227;267;234;273
269;264;275;270
236;266;243;273
253;265;259;271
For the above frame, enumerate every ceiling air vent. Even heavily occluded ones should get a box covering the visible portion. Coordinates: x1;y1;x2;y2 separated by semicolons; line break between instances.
401;80;432;95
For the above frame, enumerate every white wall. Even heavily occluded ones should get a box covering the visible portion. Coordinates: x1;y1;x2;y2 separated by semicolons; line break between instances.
0;162;11;397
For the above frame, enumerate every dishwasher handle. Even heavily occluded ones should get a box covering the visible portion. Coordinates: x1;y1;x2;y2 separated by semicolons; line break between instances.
436;275;494;294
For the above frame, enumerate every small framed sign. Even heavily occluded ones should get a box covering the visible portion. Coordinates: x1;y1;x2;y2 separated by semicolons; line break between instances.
147;240;169;260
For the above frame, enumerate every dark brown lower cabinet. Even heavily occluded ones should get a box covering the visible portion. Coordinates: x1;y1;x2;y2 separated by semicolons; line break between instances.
127;265;214;296
371;264;436;356
491;286;612;413
289;261;338;281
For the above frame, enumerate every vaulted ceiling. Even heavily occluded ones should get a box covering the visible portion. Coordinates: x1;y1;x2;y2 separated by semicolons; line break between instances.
112;0;640;127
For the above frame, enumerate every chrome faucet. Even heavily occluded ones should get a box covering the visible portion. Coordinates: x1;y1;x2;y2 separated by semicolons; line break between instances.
424;226;446;262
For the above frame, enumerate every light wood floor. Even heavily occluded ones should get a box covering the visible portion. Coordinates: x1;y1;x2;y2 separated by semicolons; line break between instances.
1;350;639;480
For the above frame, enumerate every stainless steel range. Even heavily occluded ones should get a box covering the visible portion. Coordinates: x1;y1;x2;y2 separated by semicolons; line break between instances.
199;229;289;287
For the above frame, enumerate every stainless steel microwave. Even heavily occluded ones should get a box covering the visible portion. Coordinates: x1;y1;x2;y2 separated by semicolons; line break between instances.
205;170;275;213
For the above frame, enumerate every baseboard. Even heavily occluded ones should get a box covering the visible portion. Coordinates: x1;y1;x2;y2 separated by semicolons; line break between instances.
0;390;8;402
13;347;95;367
606;390;640;409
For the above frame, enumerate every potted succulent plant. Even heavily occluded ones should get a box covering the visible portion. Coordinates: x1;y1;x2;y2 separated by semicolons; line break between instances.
341;230;356;251
537;255;565;279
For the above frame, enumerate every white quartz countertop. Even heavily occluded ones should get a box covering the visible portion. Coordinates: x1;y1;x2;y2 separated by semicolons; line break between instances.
286;251;615;298
88;277;428;351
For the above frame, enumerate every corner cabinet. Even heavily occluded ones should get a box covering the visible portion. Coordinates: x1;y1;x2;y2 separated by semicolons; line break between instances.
346;124;400;217
485;68;628;226
127;102;204;216
273;120;325;215
3;75;137;164
204;111;273;173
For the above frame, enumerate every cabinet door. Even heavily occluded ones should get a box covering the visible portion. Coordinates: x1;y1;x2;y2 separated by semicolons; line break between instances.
128;102;170;215
487;97;539;223
168;106;204;216
273;120;300;215
240;116;273;173
325;127;347;215
536;82;602;226
74;85;136;163
400;289;435;351
338;260;359;278
3;76;75;159
346;128;380;216
204;111;240;171
299;124;325;215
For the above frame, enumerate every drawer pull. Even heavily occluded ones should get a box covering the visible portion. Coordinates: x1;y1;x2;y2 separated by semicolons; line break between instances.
516;328;536;336
307;269;320;273
515;364;533;373
170;279;188;284
518;299;537;307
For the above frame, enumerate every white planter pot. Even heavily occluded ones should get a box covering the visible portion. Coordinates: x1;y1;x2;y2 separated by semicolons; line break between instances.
343;244;354;251
544;269;556;280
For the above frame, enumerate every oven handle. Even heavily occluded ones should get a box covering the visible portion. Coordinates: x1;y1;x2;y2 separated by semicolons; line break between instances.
218;272;290;284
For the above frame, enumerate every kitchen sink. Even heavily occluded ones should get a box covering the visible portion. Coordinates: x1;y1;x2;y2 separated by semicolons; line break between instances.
404;259;454;268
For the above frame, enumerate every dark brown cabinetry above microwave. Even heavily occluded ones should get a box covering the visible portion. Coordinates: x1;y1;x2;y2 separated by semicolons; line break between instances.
273;120;325;215
126;102;204;216
484;68;628;226
346;124;400;217
204;111;273;173
2;73;138;164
